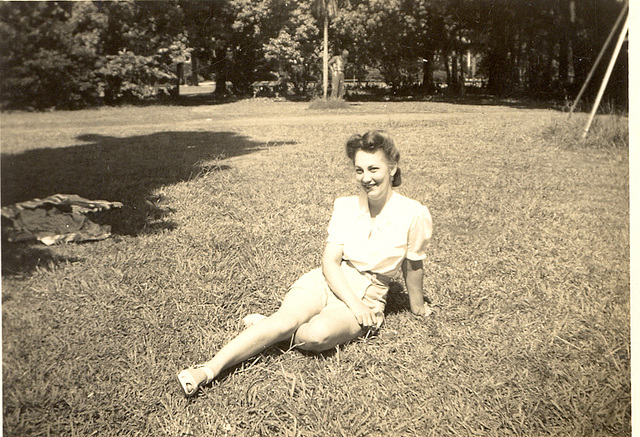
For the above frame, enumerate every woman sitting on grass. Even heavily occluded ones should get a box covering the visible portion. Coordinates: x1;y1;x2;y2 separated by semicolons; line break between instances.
177;130;433;397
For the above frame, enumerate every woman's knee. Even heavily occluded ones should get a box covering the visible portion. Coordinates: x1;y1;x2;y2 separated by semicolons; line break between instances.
295;325;333;352
295;319;357;352
268;311;307;339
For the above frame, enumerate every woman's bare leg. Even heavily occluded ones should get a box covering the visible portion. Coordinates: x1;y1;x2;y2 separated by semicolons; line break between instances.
294;304;366;352
182;281;326;387
202;311;302;376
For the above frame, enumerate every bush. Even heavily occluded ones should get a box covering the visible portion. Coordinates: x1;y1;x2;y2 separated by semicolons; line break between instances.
0;2;106;110
307;97;350;110
100;50;174;104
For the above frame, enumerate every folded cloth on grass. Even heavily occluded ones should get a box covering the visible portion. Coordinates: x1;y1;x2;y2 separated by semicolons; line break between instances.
2;194;123;245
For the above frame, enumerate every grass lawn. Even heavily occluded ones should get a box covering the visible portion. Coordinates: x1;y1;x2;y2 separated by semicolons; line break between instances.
1;100;630;436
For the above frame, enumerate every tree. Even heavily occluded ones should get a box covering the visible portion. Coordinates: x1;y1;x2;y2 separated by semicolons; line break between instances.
336;0;423;89
473;0;626;102
408;0;448;92
0;0;627;108
312;0;338;99
181;0;276;97
0;2;106;109
263;1;320;94
99;1;186;103
229;0;286;94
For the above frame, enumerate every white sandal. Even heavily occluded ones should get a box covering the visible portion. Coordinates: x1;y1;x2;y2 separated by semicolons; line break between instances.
177;365;215;397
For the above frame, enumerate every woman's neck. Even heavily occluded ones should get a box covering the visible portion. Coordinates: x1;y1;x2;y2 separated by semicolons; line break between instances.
368;190;393;218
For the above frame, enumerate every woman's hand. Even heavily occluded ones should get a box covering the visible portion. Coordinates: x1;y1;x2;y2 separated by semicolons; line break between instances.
322;242;382;328
410;301;433;317
350;301;379;329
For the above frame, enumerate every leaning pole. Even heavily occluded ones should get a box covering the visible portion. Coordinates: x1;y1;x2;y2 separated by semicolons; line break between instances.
569;2;628;116
581;14;628;139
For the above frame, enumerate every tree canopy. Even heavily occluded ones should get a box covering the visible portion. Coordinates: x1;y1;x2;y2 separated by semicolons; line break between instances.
0;0;627;110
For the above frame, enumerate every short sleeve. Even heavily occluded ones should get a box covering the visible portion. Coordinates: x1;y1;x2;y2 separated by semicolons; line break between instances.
327;197;349;244
406;206;433;261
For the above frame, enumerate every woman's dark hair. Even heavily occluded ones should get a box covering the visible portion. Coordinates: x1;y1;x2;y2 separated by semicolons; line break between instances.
345;130;402;187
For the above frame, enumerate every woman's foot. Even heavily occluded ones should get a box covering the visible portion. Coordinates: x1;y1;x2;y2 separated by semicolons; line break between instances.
177;365;214;397
242;313;267;328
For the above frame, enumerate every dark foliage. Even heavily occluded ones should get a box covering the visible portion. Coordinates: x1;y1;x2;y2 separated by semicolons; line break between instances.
0;0;628;110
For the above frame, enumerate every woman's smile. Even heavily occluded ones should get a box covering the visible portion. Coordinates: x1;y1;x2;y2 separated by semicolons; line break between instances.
363;181;376;191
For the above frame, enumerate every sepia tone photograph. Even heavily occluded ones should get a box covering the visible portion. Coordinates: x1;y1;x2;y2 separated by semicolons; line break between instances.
1;0;630;435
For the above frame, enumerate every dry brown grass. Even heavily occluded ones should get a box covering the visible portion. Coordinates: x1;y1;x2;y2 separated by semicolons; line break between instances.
1;100;629;436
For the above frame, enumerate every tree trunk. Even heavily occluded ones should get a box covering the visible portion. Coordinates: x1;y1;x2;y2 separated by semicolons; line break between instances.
543;38;554;92
214;50;229;97
191;54;199;86
510;33;519;90
421;51;435;93
174;62;183;99
323;16;328;99
215;76;227;96
444;53;451;86
458;51;465;94
487;48;508;96
558;0;576;87
450;51;458;92
559;22;570;86
487;21;511;97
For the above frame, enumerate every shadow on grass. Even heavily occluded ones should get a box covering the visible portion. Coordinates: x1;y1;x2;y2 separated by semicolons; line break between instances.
385;280;431;316
170;90;572;112
345;92;570;111
2;131;292;234
1;130;295;276
1;244;82;279
166;93;238;107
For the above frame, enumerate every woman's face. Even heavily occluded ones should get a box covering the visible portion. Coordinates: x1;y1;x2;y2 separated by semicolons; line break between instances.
354;149;397;204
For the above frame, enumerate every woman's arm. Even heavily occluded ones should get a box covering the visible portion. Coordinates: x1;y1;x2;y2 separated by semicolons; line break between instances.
322;242;378;328
402;258;428;316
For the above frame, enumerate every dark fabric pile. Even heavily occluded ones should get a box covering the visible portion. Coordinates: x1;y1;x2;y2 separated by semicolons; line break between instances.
2;194;123;245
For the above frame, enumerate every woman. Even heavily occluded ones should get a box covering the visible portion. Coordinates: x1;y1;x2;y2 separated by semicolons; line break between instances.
177;130;433;397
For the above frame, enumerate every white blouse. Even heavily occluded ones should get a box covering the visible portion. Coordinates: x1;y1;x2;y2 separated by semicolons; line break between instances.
327;191;433;277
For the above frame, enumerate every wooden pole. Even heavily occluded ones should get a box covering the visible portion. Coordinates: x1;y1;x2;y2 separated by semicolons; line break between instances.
581;14;628;139
323;16;328;99
569;2;628;116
